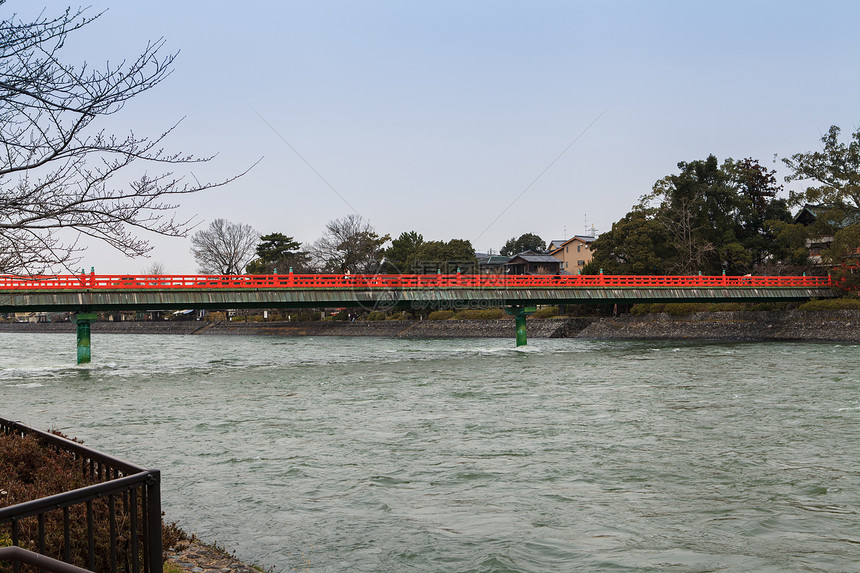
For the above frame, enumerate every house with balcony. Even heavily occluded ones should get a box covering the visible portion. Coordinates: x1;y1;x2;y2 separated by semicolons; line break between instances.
549;235;596;273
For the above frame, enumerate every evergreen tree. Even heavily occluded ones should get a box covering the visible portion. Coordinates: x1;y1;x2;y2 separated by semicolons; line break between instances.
245;233;310;274
500;233;547;256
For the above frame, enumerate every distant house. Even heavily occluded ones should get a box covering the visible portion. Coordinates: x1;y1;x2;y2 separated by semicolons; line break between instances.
476;253;512;274
505;251;562;275
14;312;49;323
105;312;135;322
794;204;860;265
549;235;596;273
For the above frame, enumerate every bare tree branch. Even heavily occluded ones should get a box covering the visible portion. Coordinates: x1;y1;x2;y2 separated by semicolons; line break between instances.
311;214;389;274
0;3;250;274
190;219;258;274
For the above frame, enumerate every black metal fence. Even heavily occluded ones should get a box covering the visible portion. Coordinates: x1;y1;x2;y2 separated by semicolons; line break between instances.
0;418;162;573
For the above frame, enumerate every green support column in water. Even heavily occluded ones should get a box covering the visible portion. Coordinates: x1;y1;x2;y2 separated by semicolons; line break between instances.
73;313;98;364
505;306;536;347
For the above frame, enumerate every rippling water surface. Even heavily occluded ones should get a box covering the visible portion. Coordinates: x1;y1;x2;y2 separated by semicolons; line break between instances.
1;333;858;572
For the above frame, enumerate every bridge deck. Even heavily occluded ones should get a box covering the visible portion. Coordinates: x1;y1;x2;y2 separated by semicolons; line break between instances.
0;274;837;313
0;273;834;290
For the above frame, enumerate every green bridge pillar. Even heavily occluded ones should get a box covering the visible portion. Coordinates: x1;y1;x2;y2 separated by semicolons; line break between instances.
73;313;97;364
505;306;536;347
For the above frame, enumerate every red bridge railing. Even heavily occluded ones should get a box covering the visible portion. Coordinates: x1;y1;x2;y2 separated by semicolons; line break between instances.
0;273;834;290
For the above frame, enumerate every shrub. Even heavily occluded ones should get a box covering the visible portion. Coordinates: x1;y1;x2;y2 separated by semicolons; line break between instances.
480;308;505;319
748;302;782;311
798;298;860;311
704;302;748;312
452;309;505;320
531;306;559;319
663;303;703;316
366;311;386;321
288;310;321;322
428;310;455;320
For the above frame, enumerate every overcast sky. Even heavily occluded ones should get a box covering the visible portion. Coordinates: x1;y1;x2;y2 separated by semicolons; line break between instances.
14;1;860;273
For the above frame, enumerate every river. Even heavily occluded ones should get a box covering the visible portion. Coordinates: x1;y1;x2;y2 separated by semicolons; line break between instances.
1;333;857;572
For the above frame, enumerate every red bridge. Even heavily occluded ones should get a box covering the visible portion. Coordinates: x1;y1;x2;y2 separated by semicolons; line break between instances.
0;273;837;362
0;272;834;290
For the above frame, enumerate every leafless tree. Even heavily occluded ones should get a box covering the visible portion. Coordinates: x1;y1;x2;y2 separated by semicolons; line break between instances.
0;3;246;275
141;261;166;275
311;214;389;273
191;219;258;274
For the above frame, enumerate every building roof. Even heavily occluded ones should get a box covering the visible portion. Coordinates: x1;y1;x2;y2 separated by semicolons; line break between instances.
477;255;512;265
794;204;860;227
507;252;563;264
549;235;596;256
794;204;822;225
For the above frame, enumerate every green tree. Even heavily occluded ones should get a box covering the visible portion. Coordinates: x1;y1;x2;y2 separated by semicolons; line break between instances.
500;233;547;256
245;233;311;274
824;223;860;266
585;208;674;275
783;125;860;211
823;222;860;292
382;231;424;273
646;155;735;274
781;125;860;272
643;155;792;275
725;157;793;269
766;219;814;270
411;239;477;273
593;155;793;276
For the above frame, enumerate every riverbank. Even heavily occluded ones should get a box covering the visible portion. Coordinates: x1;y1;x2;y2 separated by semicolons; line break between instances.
165;538;258;573
577;309;860;342
1;310;858;342
0;317;583;338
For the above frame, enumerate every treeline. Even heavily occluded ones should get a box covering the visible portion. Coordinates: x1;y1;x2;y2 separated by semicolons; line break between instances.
186;125;859;288
585;125;860;288
189;215;553;276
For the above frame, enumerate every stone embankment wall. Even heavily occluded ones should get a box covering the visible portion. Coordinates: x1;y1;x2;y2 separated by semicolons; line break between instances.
0;311;857;342
0;321;202;335
576;310;860;343
0;318;573;338
195;317;576;338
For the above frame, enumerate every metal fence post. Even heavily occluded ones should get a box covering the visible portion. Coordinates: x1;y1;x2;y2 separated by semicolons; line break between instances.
146;471;162;573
